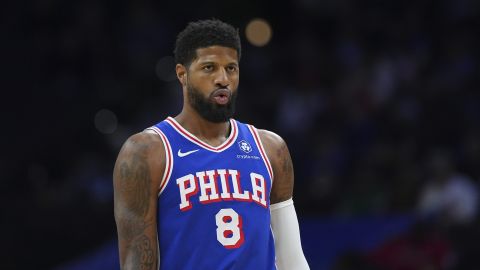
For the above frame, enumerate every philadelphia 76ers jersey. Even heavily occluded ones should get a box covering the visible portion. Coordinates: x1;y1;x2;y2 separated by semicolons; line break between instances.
146;117;276;270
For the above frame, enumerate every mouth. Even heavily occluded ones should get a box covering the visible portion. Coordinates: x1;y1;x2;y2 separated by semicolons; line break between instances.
211;88;231;105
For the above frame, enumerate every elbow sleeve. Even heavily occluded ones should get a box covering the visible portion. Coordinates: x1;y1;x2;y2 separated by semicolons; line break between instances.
270;199;310;270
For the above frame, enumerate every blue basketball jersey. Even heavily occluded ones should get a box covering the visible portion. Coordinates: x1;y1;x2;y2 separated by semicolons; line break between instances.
147;117;276;270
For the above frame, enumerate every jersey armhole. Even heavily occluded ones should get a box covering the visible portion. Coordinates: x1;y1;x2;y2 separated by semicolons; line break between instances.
247;125;274;184
145;127;173;196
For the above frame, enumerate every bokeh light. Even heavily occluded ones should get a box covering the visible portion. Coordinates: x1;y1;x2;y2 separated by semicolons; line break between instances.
245;18;272;47
94;109;118;134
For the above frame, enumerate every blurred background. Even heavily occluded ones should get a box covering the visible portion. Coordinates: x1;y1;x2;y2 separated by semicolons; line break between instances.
3;0;480;269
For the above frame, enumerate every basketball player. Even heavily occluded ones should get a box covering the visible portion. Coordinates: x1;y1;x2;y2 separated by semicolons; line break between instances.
113;19;310;270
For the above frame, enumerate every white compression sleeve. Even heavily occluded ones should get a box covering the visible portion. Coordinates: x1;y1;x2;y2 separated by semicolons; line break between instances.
270;199;310;270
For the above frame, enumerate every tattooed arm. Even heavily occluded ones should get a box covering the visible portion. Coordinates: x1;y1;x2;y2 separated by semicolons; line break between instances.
113;132;165;270
258;130;310;270
258;130;294;204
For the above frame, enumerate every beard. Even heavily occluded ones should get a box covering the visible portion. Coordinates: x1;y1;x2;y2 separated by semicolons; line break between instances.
187;82;237;123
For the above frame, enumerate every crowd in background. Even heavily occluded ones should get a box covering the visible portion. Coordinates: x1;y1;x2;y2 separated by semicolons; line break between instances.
3;0;480;268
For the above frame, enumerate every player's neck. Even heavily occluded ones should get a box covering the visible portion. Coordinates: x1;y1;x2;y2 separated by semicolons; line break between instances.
174;109;231;146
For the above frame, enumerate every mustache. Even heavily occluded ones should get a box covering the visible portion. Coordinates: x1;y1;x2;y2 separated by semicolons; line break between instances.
210;88;231;97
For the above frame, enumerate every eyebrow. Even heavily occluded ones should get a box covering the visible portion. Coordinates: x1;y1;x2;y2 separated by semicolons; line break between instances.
197;61;238;66
197;61;215;65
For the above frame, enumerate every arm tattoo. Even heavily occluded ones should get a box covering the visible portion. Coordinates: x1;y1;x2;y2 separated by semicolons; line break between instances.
116;155;151;240
115;142;157;269
270;142;294;203
118;156;151;217
278;143;293;177
132;235;156;270
117;215;150;244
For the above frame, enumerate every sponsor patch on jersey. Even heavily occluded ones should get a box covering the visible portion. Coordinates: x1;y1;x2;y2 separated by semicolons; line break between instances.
238;140;252;153
236;140;259;159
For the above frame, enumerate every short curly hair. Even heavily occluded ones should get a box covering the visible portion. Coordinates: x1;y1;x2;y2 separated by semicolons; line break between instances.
174;19;241;66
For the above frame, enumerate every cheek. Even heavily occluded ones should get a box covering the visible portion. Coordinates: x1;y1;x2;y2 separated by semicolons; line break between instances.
189;75;212;88
229;73;239;84
232;77;240;88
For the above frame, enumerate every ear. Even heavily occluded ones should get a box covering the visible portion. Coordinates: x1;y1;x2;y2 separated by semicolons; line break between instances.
176;64;187;86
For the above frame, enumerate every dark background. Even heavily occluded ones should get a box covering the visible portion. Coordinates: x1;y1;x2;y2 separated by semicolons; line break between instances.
2;0;480;269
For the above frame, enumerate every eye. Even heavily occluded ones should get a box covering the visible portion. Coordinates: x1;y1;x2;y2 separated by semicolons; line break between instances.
202;65;213;72
227;65;238;72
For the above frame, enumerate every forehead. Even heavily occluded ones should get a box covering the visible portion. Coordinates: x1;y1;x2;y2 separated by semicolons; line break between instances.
193;46;238;64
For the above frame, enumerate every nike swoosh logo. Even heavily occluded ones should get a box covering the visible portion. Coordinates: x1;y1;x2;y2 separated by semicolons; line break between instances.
177;149;199;157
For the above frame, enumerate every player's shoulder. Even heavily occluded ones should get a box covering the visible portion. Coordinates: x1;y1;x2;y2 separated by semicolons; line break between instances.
255;128;287;151
119;130;165;157
114;130;166;193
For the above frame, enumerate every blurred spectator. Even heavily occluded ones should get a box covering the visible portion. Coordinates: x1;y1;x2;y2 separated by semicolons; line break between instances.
417;149;479;226
368;221;455;270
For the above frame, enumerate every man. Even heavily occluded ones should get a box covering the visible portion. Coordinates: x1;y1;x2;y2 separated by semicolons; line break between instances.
113;19;310;270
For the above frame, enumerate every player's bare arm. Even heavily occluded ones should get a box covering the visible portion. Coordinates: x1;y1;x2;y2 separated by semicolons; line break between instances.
258;129;310;270
113;132;165;270
257;129;293;203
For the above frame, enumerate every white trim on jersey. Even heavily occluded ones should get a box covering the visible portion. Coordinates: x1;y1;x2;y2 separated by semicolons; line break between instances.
165;117;238;152
146;126;174;196
247;125;274;184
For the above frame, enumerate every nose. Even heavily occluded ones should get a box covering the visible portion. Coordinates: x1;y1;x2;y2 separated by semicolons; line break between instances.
214;69;229;88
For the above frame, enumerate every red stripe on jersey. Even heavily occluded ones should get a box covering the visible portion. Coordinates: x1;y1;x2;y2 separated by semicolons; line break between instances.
151;126;173;194
248;125;274;182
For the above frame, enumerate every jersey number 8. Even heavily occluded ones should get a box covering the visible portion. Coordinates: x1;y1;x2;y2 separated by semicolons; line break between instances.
215;208;244;248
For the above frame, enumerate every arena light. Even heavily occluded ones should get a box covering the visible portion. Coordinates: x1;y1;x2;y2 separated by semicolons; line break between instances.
94;109;118;134
245;18;272;47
